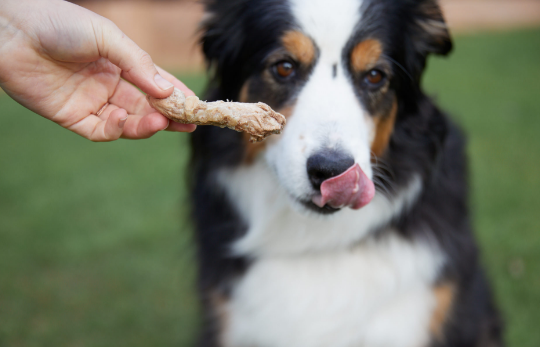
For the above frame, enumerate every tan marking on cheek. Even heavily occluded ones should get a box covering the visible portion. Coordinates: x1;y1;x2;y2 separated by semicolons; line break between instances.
430;283;455;340
238;80;261;164
276;104;295;119
351;39;383;72
282;31;315;65
239;81;250;103
243;103;295;164
371;100;397;157
210;291;230;346
243;133;266;164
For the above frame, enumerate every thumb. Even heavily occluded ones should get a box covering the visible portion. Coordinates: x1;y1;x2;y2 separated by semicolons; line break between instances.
95;18;174;99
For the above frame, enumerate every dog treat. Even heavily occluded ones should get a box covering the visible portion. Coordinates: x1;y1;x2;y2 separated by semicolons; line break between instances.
147;88;286;142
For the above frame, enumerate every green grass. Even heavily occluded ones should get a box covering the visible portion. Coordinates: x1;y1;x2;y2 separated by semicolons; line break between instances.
1;29;539;346
0;75;206;347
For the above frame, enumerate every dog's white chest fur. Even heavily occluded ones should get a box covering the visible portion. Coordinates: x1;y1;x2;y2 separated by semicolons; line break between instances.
224;235;443;347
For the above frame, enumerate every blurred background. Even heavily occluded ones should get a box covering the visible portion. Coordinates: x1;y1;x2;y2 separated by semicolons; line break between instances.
1;0;539;346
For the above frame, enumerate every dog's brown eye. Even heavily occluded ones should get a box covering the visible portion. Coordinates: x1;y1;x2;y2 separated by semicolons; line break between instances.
274;61;295;78
365;69;384;85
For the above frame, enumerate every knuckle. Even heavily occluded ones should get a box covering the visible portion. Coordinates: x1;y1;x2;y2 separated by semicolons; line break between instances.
138;51;156;70
102;18;119;32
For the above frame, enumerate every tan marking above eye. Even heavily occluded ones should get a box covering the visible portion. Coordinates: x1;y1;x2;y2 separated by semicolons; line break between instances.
281;31;316;65
351;39;383;72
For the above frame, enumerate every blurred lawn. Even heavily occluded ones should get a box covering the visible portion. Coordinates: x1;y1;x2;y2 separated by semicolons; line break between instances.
0;28;539;347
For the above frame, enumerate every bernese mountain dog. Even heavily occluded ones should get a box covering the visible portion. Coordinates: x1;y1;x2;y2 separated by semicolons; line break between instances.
190;0;504;346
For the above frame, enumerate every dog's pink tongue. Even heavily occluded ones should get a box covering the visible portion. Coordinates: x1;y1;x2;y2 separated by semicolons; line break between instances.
312;164;375;210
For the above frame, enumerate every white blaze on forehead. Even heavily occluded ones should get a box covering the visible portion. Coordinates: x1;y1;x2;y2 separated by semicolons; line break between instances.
279;58;373;180
268;0;371;192
261;0;372;203
290;0;362;65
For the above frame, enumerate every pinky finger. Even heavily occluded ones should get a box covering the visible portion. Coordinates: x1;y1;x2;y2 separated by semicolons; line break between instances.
99;108;129;141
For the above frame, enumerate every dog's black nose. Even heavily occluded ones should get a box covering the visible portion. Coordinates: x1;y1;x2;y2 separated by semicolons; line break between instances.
307;149;355;190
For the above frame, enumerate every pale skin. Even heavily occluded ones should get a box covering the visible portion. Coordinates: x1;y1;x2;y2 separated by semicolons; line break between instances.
0;0;197;141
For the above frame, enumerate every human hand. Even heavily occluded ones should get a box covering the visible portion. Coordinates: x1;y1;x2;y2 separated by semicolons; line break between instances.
0;0;196;141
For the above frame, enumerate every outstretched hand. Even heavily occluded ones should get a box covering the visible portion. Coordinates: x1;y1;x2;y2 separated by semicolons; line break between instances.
0;0;196;141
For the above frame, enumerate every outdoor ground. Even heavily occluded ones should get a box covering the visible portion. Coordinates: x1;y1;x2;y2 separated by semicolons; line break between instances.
1;28;539;346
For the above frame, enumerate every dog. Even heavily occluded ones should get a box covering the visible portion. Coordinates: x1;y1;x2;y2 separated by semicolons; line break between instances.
189;0;504;346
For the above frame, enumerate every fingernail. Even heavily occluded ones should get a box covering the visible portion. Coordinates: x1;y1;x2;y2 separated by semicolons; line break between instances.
183;124;197;133
154;73;174;90
119;115;128;128
162;120;170;131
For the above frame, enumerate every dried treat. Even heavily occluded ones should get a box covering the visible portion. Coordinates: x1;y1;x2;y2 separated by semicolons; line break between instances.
147;88;286;142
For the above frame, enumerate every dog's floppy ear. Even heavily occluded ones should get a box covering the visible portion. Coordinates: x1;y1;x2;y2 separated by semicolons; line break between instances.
199;0;295;100
401;0;452;82
412;0;453;57
199;0;247;96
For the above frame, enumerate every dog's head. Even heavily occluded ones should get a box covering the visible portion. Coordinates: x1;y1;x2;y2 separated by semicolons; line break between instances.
201;0;452;215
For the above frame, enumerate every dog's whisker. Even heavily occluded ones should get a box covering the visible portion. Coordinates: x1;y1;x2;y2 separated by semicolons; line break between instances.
384;54;414;82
